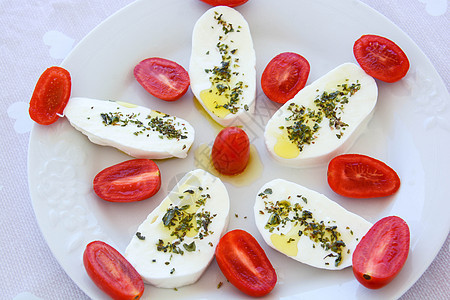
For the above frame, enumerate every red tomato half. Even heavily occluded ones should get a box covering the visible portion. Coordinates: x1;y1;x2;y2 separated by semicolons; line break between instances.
215;229;277;297
83;241;144;299
261;52;310;104
353;34;410;83
327;154;400;198
211;127;250;175
29;66;71;125
93;159;161;202
199;0;249;7
352;216;410;289
134;57;190;101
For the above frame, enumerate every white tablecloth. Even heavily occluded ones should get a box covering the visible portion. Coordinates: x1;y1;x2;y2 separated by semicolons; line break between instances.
1;0;448;299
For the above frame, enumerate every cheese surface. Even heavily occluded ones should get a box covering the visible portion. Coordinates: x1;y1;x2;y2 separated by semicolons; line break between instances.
125;169;230;288
189;6;256;126
254;178;372;270
64;97;195;159
264;63;377;167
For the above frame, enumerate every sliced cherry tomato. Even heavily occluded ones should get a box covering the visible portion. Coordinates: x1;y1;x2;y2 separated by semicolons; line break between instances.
134;57;190;101
83;241;144;299
29;66;71;125
327;154;400;198
93;159;161;202
261;52;310;104
211;127;250;175
352;216;410;289
199;0;249;7
353;34;410;83
215;229;277;297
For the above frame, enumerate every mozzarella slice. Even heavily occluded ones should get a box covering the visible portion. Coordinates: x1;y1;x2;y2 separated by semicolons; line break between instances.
264;63;377;167
254;179;372;270
189;6;256;126
125;169;230;288
63;97;195;159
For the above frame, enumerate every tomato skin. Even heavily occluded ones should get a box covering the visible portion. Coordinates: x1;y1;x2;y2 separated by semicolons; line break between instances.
261;52;310;104
93;159;161;202
353;34;409;83
215;229;277;297
134;57;190;101
327;154;400;198
199;0;249;7
211;127;250;175
352;216;410;289
29;66;71;125
83;241;144;299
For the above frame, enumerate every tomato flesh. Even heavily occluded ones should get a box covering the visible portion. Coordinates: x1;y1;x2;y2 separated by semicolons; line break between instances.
29;66;71;125
215;229;277;297
93;159;161;202
83;241;144;299
261;52;310;104
353;34;409;83
327;154;400;198
199;0;249;7
134;57;190;101
211;127;250;175
352;216;410;289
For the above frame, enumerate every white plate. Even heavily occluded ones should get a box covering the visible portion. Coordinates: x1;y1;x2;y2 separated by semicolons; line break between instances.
28;0;450;299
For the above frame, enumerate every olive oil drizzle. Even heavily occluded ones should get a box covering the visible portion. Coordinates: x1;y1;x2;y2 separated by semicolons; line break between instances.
282;81;361;151
259;189;347;267
155;187;216;256
203;11;248;114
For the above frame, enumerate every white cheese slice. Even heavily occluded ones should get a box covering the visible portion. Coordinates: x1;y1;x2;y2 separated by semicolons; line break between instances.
125;169;230;288
63;97;195;159
264;63;377;167
254;178;372;270
189;6;256;126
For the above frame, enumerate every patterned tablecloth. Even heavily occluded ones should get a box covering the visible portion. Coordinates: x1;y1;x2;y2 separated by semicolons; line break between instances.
1;0;448;299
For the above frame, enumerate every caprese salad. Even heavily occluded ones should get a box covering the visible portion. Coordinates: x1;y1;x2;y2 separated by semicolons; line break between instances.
27;0;413;298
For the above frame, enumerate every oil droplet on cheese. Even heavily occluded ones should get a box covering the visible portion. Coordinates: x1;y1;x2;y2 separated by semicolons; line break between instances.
274;134;300;159
157;190;205;243
156;216;198;242
200;86;232;119
270;226;300;257
194;143;262;187
193;96;224;131
116;101;138;108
